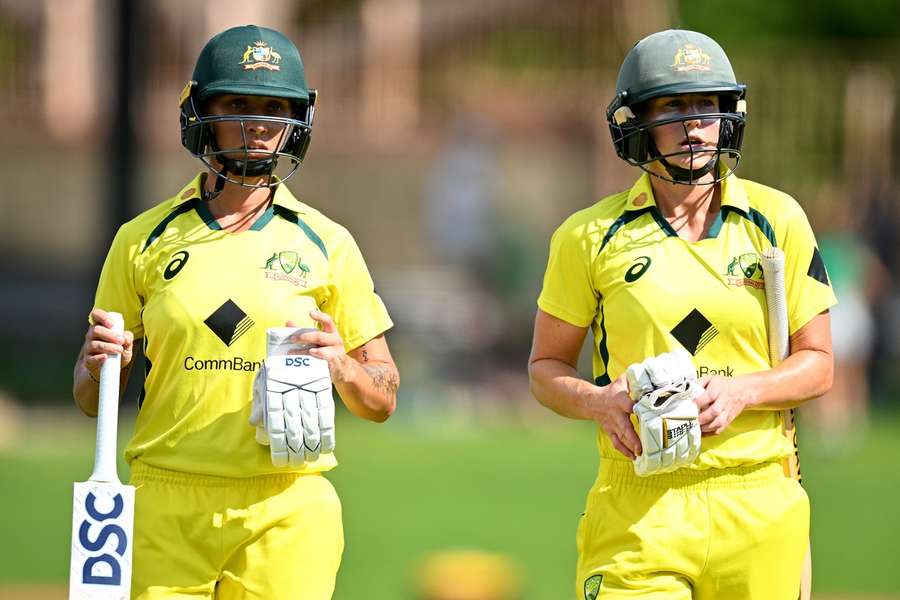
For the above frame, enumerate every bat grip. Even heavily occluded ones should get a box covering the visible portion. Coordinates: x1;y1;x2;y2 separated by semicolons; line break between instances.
760;249;789;365
91;312;124;483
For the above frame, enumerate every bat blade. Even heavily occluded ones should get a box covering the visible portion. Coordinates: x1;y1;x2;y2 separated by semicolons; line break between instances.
69;312;134;599
69;482;135;599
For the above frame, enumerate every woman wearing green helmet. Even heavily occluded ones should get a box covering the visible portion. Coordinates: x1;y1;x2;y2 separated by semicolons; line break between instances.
529;30;834;599
74;25;399;599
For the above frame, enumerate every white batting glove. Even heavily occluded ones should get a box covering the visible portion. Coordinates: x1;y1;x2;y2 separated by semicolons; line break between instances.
250;328;336;468
627;349;702;477
626;348;697;402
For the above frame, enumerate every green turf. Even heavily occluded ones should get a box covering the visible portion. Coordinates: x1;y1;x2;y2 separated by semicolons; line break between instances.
799;414;900;594
1;409;899;597
330;419;598;599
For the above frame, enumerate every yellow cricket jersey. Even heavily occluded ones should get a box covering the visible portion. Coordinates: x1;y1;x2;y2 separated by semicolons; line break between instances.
92;173;393;478
538;171;837;469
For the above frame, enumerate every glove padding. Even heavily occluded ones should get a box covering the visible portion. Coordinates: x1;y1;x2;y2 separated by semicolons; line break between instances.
626;348;697;402
250;328;335;468
627;349;702;477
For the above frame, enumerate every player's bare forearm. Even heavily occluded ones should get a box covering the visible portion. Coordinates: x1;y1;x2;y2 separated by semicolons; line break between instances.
529;309;609;421
331;352;398;422
742;312;834;411
528;358;603;421
741;349;833;410
73;351;101;416
301;312;398;422
529;310;641;458
323;334;397;422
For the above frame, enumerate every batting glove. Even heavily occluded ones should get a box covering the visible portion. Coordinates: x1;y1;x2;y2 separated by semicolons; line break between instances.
250;328;336;467
626;349;702;477
626;348;697;402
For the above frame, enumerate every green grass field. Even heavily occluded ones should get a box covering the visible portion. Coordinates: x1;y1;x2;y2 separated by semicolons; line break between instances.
2;407;899;599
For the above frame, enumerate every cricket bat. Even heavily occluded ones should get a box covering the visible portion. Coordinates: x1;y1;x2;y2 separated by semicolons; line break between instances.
759;247;812;600
69;312;135;599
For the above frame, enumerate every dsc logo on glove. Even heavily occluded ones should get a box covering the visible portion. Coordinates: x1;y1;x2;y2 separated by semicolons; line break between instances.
284;357;312;367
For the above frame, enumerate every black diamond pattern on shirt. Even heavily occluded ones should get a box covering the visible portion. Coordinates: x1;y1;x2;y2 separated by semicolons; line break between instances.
807;247;830;286
670;308;719;355
204;299;254;347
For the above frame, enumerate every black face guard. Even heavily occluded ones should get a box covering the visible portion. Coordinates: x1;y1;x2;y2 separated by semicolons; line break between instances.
194;114;307;187
180;90;316;189
608;109;746;186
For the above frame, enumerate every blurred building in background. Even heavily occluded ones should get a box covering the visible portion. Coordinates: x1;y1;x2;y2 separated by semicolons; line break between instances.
0;0;898;430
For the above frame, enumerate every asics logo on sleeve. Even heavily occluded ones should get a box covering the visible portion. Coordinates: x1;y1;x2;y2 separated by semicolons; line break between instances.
164;251;190;280
624;256;652;282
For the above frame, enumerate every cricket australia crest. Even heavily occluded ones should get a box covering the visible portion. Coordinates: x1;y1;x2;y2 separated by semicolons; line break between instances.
724;252;764;289
240;41;282;70
672;43;712;72
262;250;310;287
584;574;603;599
278;250;299;274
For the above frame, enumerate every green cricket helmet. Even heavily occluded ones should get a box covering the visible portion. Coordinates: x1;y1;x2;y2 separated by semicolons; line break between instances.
606;29;747;185
179;25;317;188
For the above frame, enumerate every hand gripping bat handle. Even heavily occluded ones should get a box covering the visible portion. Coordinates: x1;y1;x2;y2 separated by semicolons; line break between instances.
90;312;124;483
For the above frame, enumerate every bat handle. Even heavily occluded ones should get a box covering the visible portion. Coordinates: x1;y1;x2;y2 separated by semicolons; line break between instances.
91;311;124;483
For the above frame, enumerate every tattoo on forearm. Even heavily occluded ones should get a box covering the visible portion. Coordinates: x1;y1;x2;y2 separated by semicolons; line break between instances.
362;364;399;396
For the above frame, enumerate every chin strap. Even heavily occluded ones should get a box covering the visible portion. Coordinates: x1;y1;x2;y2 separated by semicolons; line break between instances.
206;158;278;195
204;168;227;201
221;155;277;179
659;157;717;184
208;126;278;189
646;136;718;185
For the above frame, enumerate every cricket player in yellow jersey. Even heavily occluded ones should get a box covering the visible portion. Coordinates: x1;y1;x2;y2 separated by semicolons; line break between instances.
528;30;835;599
72;25;399;599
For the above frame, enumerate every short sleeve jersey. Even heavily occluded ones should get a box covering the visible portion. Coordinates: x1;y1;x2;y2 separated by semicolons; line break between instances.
93;174;393;477
538;172;836;468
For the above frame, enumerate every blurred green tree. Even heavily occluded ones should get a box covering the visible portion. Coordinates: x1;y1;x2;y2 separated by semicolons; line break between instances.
679;0;900;43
